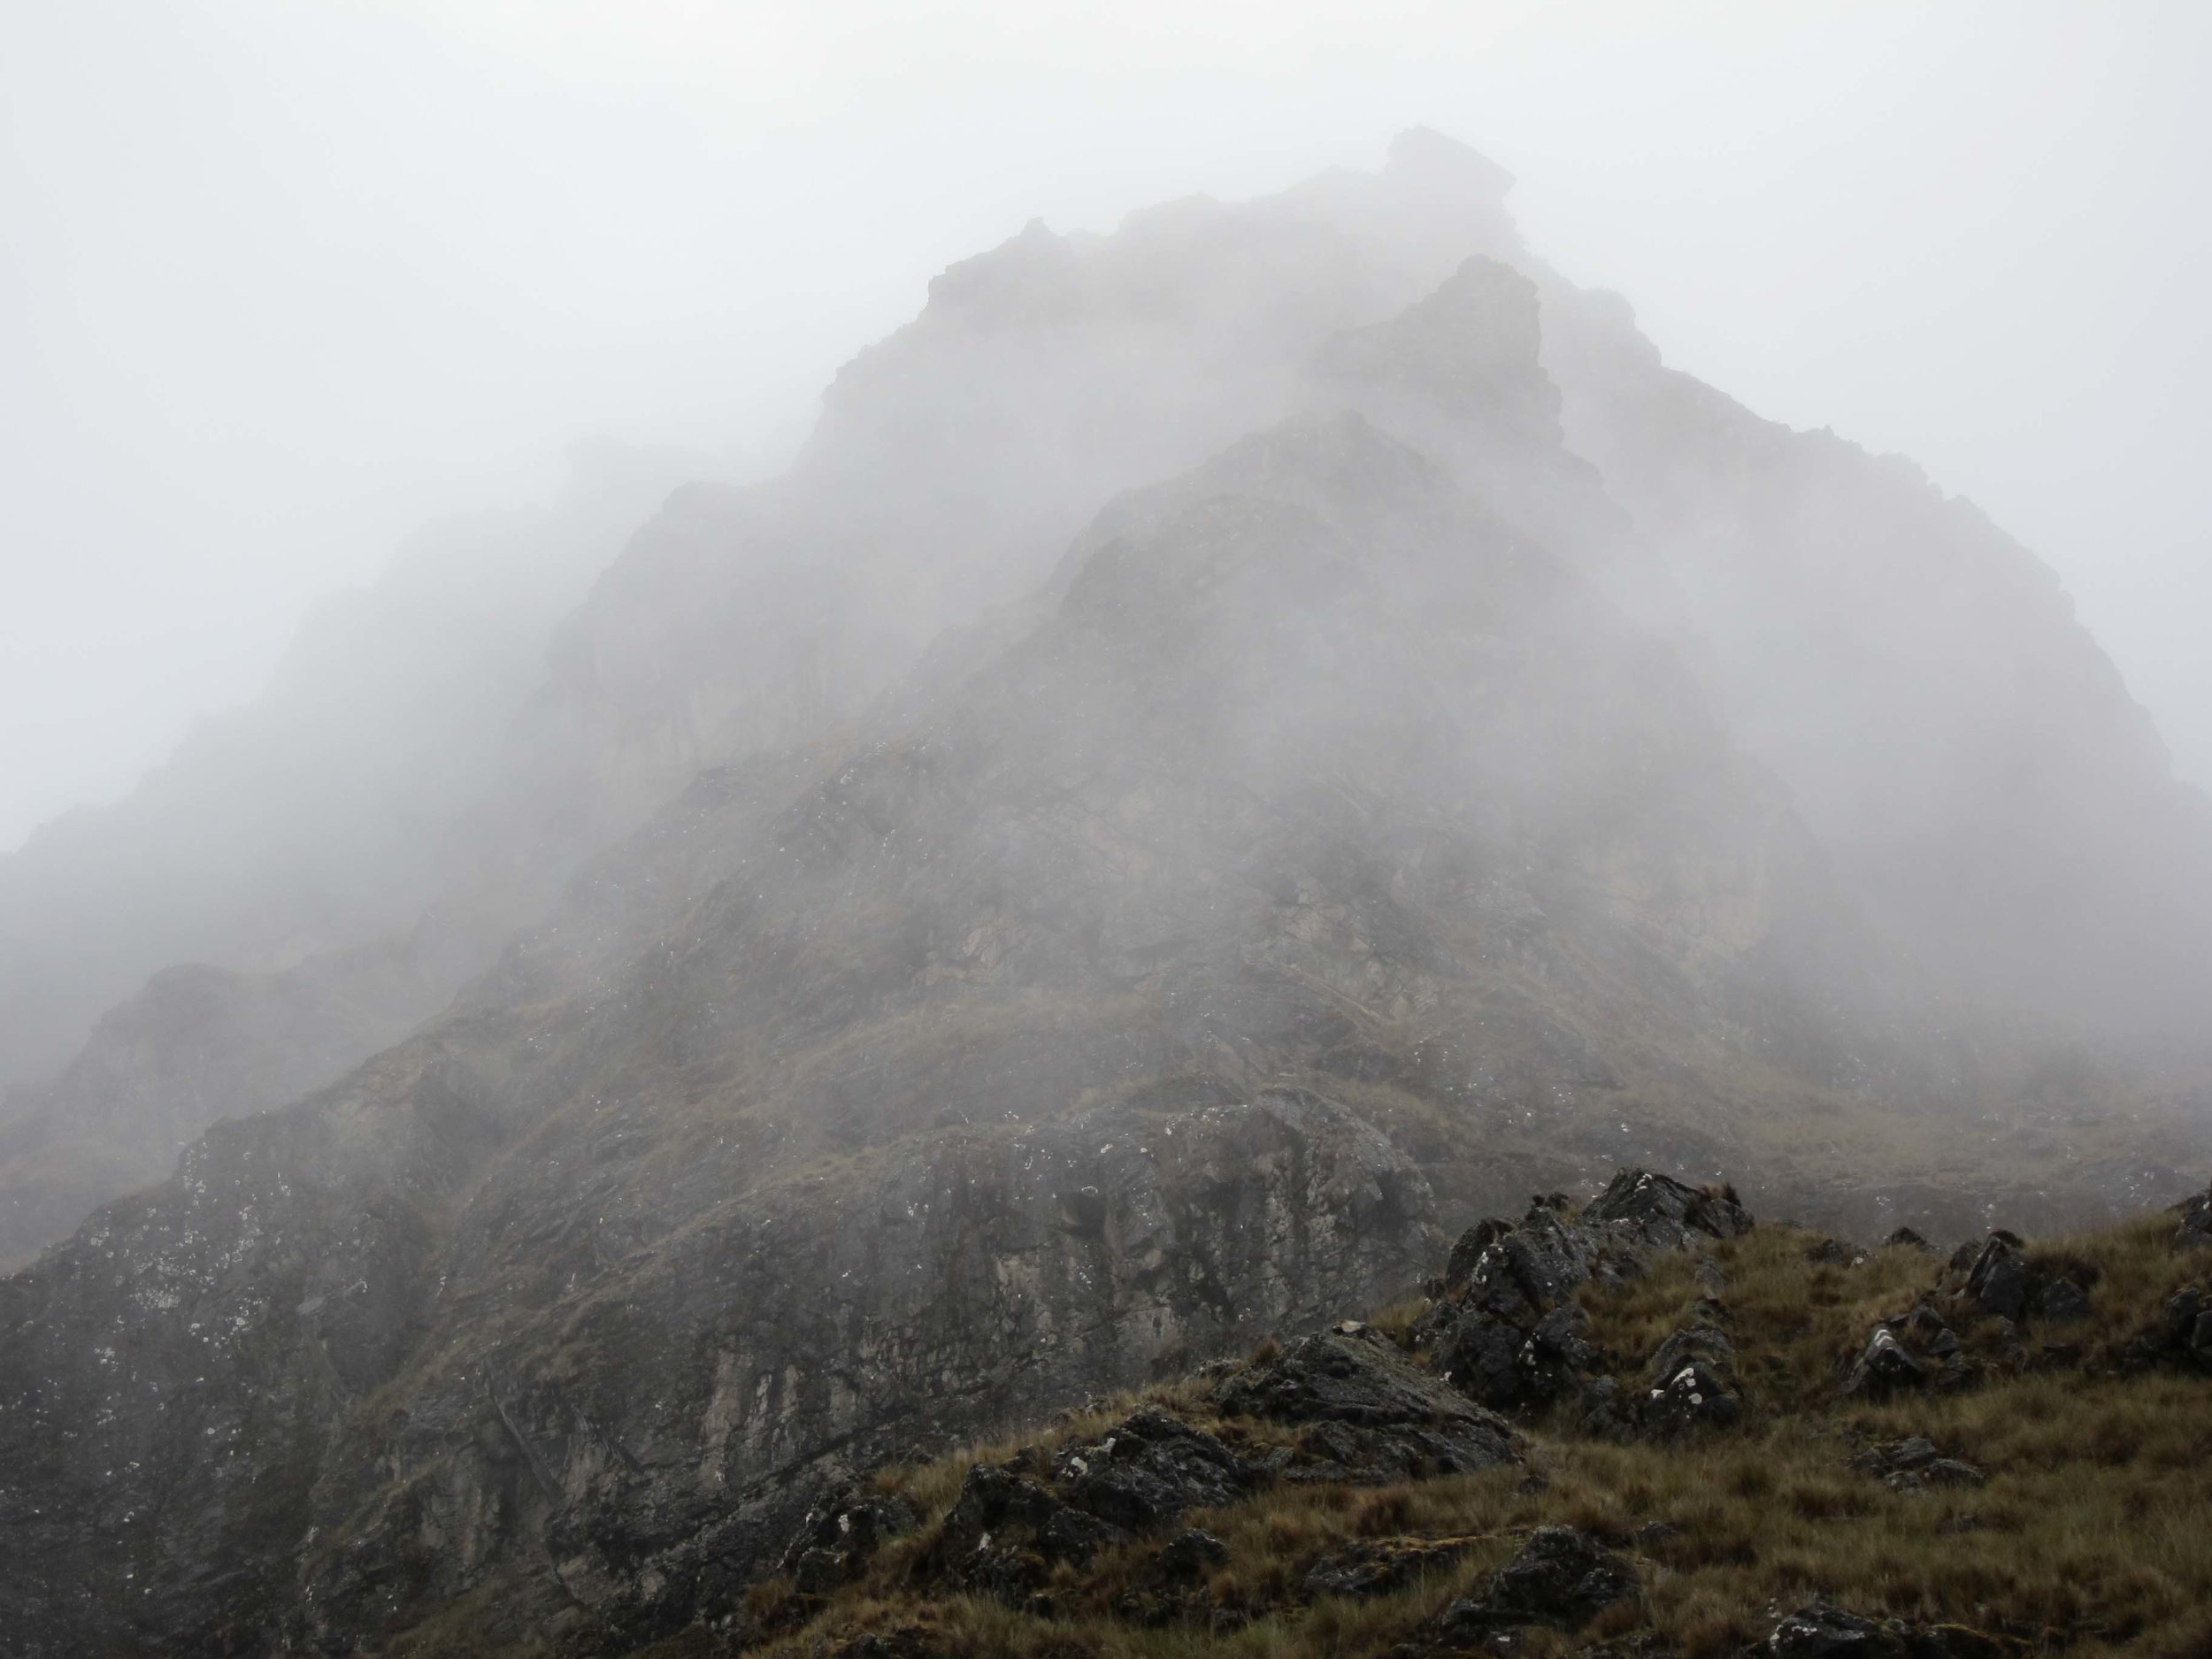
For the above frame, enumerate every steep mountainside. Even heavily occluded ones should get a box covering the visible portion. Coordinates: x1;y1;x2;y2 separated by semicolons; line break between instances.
4;391;2201;1653
10;131;2210;1269
0;411;1907;1654
4;130;2212;1658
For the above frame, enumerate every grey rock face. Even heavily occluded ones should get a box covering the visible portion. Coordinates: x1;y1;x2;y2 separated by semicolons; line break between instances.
0;1082;1433;1656
7;401;1816;1655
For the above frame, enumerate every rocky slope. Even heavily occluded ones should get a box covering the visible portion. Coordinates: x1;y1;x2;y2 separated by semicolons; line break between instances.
658;1167;2212;1659
0;401;1861;1654
0;394;2198;1655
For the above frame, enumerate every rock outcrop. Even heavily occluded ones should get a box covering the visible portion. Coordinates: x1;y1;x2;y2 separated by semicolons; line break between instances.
1418;1170;1751;1424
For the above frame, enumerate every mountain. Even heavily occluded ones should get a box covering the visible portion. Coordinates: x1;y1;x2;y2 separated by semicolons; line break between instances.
2;131;2210;1655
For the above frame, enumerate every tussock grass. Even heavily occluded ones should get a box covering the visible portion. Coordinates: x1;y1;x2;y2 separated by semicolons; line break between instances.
671;1205;2212;1659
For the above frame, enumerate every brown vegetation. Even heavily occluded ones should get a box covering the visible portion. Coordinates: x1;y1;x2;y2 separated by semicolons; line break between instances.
656;1202;2212;1659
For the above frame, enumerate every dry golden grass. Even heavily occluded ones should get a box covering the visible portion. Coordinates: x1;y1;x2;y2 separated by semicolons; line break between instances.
645;1206;2212;1659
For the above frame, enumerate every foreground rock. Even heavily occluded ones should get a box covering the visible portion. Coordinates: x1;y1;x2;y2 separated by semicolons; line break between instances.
780;1489;921;1595
1842;1302;1974;1398
0;1087;1434;1656
1759;1598;2013;1658
1848;1436;1985;1494
1435;1525;1638;1637
1419;1170;1752;1425
2175;1181;2212;1251
2121;1283;2212;1373
1215;1325;1521;1482
1640;1300;1742;1437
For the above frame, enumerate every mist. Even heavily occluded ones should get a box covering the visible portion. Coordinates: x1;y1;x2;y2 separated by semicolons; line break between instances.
16;6;2212;1649
4;0;2209;856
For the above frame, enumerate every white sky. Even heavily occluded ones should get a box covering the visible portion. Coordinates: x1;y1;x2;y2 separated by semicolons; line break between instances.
3;0;2208;851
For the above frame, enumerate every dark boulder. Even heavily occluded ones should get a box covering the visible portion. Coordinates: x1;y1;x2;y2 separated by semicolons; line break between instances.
1110;1527;1232;1627
1639;1316;1741;1438
1220;1326;1486;1430
1302;1535;1476;1599
1886;1226;1932;1251
1436;1296;1595;1413
1640;1357;1740;1438
1577;1374;1627;1438
1445;1216;1518;1287
1279;1409;1517;1486
1841;1325;1927;1399
1849;1436;1985;1494
1155;1528;1230;1580
1052;1405;1258;1530
2034;1277;2091;1323
1760;1601;1907;1657
1437;1525;1637;1634
923;1463;1128;1602
1964;1233;2030;1321
1216;1326;1520;1482
1849;1310;1973;1398
2173;1183;2212;1250
1579;1168;1751;1248
2120;1283;2212;1373
780;1486;920;1594
1756;1598;2010;1657
1421;1173;1743;1422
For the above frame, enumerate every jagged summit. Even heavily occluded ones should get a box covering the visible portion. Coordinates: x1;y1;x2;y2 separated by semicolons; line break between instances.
4;132;2212;1655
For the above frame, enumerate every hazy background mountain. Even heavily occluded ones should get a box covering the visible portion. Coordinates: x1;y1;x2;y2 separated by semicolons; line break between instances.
4;2;2209;855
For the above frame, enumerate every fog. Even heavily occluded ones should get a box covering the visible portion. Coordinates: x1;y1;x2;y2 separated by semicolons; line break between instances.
13;12;2212;1639
4;1;2208;855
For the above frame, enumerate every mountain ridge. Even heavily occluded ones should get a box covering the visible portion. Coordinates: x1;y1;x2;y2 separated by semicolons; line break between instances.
2;130;2210;1655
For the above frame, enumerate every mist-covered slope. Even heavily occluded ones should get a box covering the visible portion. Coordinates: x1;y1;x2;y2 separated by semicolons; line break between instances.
0;449;707;1263
12;129;2209;1272
4;128;2212;1656
0;406;1868;1655
0;444;699;1097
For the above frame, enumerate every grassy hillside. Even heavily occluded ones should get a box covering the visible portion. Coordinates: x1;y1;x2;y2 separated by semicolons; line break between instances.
618;1177;2212;1659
